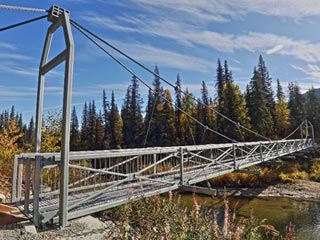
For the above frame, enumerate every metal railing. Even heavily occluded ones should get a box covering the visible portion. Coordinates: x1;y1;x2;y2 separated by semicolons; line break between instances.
11;138;313;226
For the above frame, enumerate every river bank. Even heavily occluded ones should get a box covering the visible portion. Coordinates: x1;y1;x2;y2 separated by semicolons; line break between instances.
182;179;320;201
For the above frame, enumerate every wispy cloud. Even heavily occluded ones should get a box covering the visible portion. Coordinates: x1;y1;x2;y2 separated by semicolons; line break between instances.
129;0;320;22
82;13;320;64
0;42;16;51
291;64;320;79
0;85;35;98
266;44;284;55
113;41;213;73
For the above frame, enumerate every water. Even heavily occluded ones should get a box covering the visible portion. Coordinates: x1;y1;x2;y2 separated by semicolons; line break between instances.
179;194;320;239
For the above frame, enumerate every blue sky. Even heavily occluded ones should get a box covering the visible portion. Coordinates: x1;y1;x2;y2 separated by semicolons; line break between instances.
1;0;320;122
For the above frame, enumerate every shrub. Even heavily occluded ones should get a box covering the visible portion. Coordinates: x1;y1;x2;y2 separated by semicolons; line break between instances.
107;193;283;239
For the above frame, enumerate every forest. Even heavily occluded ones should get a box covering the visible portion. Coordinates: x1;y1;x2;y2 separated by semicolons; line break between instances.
0;55;318;173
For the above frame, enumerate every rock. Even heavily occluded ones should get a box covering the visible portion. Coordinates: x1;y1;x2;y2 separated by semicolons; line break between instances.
0;194;5;203
23;222;37;235
74;215;107;230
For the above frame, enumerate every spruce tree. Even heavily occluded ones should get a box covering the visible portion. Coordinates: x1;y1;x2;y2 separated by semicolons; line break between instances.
80;102;89;150
288;82;305;131
102;89;110;149
246;57;274;138
181;89;196;145
274;80;290;138
144;66;165;147
305;87;320;139
195;81;213;144
122;75;144;148
109;91;123;149
70;106;80;151
175;74;183;145
161;89;176;146
216;59;225;102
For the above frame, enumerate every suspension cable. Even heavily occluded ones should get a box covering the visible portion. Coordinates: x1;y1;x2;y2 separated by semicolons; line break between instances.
0;5;48;13
0;15;48;32
282;120;305;140
71;21;237;143
70;20;270;141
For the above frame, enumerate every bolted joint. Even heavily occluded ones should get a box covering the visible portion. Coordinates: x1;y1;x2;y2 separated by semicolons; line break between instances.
48;5;70;22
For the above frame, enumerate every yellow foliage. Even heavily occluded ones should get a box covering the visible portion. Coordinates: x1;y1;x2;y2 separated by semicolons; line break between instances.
0;120;23;172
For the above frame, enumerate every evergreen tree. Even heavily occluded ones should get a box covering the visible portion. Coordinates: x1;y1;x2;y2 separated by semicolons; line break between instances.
109;91;123;149
274;80;290;138
80;102;89;150
276;79;285;101
305;87;320;139
102;89;110;149
122;75;144;148
195;81;213;144
144;66;165;147
161;89;176;146
218;82;251;142
257;55;276;122
95;111;105;150
246;61;274;138
175;74;183;145
9;106;15;121
216;59;225;102
224;60;233;84
288;82;305;131
25;116;35;149
70;106;80;151
181;89;197;145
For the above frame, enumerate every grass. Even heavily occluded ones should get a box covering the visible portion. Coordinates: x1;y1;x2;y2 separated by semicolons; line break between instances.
101;192;295;240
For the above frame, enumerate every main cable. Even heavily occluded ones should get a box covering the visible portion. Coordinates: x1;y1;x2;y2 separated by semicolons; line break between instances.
71;21;237;143
0;15;47;32
0;5;48;13
70;20;270;141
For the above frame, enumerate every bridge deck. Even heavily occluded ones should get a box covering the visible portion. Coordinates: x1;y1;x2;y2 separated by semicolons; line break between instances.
12;139;314;225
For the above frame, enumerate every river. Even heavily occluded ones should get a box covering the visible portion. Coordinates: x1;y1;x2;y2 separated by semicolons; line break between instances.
179;194;320;239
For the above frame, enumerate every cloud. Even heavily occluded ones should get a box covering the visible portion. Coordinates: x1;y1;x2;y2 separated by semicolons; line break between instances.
129;0;320;22
0;42;16;50
266;44;284;55
82;13;320;64
0;85;35;98
113;41;213;73
291;64;320;79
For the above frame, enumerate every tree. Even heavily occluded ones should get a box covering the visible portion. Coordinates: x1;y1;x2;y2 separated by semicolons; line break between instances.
175;74;183;145
24;116;35;151
70;106;80;151
109;91;123;149
144;66;166;147
288;82;305;131
80;102;89;150
0;119;23;173
195;81;214;144
224;60;233;84
218;82;251;142
122;75;144;148
181;89;197;145
305;87;320;139
246;65;273;138
274;80;290;138
102;89;110;149
216;59;225;102
41;111;61;152
161;89;176;146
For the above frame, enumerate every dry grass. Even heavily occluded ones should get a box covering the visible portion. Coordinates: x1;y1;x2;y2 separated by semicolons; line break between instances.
105;193;288;240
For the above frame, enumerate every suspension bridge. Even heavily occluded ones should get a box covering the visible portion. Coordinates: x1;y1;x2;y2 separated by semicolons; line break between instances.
1;5;316;227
